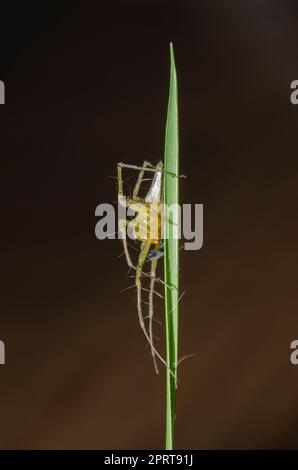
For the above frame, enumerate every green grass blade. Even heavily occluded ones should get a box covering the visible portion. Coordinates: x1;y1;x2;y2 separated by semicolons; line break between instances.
163;43;179;450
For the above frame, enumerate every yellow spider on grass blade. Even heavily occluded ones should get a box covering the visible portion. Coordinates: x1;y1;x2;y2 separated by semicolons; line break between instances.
118;160;172;374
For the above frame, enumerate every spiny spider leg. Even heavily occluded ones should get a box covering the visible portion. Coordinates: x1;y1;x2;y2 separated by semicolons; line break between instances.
129;272;175;291
148;254;159;374
119;219;135;269
135;241;170;373
133;160;151;199
118;162;185;179
120;284;160;295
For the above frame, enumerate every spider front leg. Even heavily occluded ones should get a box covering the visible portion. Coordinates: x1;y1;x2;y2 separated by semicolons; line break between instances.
117;163;139;269
133;161;151;200
117;162;125;202
118;160;154;202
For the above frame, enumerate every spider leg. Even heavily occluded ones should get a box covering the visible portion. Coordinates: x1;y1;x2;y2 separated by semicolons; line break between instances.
118;163;147;268
118;161;184;178
148;256;159;374
119;219;136;269
133;160;151;199
135;241;172;374
117;162;125;199
118;162;160;174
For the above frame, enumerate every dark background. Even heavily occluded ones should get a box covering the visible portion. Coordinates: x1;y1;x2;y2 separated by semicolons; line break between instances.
1;0;298;449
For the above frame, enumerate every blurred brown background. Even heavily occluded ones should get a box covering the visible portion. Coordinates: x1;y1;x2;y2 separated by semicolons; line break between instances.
1;0;298;449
